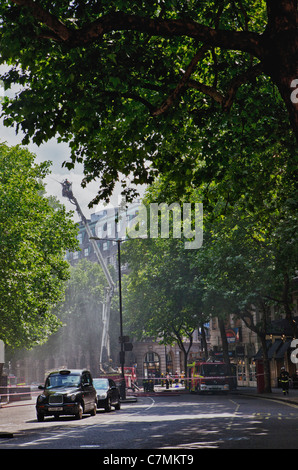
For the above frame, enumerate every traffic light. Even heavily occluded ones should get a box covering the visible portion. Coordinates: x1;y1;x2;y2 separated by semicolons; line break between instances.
119;335;133;351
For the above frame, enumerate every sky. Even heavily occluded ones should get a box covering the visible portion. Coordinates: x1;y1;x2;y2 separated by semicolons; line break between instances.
0;119;111;221
0;66;145;222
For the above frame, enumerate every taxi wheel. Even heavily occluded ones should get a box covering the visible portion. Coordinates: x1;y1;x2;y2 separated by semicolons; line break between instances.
114;400;121;410
37;412;44;422
76;403;83;420
90;401;97;416
104;397;111;412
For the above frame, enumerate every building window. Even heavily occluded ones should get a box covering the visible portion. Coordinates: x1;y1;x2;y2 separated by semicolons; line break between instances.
107;223;113;236
97;225;103;238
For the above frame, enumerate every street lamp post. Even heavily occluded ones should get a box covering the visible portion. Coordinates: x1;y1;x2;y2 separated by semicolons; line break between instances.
116;239;126;399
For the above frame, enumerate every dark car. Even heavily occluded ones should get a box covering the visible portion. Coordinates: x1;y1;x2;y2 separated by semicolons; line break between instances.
93;378;121;412
36;369;97;421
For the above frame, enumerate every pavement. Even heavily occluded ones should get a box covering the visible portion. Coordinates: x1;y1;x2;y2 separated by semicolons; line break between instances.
232;385;298;406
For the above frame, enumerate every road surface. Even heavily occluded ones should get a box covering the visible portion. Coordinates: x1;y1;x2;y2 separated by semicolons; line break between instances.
1;392;298;450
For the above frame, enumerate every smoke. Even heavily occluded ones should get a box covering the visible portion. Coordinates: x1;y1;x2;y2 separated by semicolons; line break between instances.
9;259;119;383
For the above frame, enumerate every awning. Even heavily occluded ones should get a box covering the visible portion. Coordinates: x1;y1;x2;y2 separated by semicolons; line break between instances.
268;339;283;359
275;339;291;359
254;339;291;361
254;340;272;360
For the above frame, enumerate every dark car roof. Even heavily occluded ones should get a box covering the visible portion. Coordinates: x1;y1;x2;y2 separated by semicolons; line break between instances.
48;369;91;375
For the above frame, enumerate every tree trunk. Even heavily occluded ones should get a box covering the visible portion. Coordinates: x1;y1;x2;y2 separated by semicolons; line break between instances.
260;334;272;393
240;307;272;393
200;323;209;360
173;328;193;390
281;272;298;339
261;0;298;140
218;317;233;388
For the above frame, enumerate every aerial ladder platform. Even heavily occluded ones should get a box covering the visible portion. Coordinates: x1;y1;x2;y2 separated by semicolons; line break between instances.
61;179;115;369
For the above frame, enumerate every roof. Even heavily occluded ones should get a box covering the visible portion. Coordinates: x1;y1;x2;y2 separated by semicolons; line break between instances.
48;369;90;375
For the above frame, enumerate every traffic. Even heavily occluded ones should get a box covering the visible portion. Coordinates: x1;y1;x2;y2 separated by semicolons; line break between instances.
34;361;237;422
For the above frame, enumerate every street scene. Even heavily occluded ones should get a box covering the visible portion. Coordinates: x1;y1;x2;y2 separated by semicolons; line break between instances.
0;0;297;456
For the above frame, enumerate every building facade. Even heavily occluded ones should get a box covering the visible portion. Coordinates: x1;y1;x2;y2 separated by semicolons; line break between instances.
209;296;298;389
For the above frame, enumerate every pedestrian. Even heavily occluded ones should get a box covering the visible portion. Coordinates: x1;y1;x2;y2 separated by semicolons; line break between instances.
181;371;185;386
165;373;170;390
279;366;290;395
174;371;179;387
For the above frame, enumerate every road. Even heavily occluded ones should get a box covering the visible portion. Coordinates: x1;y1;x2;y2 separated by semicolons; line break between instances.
1;392;298;451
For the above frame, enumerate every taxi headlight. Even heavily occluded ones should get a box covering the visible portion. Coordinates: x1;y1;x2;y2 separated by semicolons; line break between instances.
65;393;77;402
37;394;46;403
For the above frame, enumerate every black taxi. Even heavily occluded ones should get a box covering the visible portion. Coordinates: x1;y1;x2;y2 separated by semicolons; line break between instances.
36;369;97;421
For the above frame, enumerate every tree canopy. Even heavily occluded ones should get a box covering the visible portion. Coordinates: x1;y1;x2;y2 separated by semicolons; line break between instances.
0;1;297;204
122;236;207;372
0;143;79;349
124;145;297;390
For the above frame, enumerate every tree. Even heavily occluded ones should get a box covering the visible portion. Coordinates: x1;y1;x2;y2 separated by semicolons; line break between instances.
122;236;207;375
0;1;297;204
196;191;298;393
0;143;79;349
142;146;297;392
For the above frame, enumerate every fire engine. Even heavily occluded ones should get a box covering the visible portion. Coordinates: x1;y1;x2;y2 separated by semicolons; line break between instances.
188;360;230;393
99;367;138;391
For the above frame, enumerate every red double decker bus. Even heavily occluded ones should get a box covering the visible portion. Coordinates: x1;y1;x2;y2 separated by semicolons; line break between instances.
188;361;230;393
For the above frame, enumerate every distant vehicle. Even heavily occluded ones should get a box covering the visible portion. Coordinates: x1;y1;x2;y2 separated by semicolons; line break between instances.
124;366;138;390
93;378;121;412
188;361;230;393
97;367;138;391
36;369;97;421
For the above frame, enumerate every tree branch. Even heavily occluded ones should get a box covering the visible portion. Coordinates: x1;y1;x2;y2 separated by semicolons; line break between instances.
11;1;261;56
187;79;224;104
11;0;71;41
78;13;261;55
152;44;210;116
183;62;263;112
221;62;264;110
104;90;155;113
